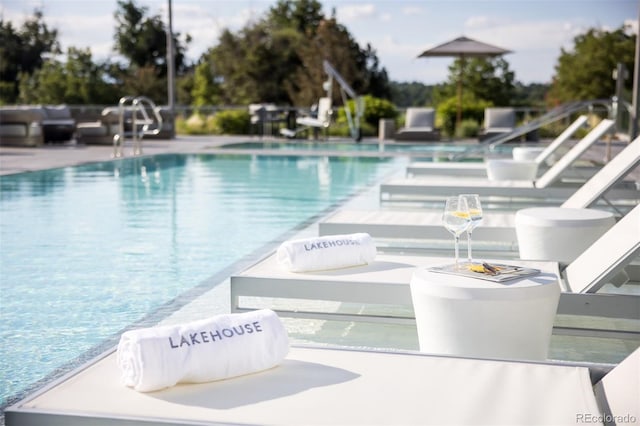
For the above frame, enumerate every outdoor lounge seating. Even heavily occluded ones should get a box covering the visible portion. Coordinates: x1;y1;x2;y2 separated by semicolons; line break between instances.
406;115;588;178
231;203;640;327
249;103;287;138
320;135;640;246
75;107;120;145
0;105;76;146
379;119;640;203
7;344;637;425
394;107;440;141
478;107;516;141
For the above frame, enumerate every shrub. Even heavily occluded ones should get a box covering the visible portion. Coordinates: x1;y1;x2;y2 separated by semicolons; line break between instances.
209;109;250;135
177;113;209;135
334;95;398;138
455;119;480;138
437;96;492;137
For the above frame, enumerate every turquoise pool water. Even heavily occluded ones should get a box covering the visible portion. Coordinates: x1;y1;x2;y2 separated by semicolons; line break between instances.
219;141;512;157
0;153;404;406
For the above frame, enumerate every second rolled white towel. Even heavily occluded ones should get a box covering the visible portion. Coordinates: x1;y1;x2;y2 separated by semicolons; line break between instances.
277;233;376;272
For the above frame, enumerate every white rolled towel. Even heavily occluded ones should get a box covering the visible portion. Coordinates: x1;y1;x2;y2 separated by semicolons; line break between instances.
277;232;377;272
116;309;289;392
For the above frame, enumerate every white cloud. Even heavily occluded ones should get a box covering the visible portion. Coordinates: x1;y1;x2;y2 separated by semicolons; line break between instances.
336;4;377;22
624;18;638;35
464;15;497;29
401;6;424;16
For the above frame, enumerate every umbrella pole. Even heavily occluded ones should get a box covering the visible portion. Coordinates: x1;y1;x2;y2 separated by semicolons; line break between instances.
456;56;465;132
456;77;462;130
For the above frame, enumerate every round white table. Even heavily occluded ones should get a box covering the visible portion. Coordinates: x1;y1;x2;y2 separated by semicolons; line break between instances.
410;266;560;361
485;159;539;181
515;207;615;263
512;146;545;161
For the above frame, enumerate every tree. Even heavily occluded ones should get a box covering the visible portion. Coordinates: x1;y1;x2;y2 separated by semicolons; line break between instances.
433;57;516;107
548;25;636;105
18;47;118;105
0;9;60;104
204;0;390;107
112;0;191;100
389;81;434;107
191;61;221;107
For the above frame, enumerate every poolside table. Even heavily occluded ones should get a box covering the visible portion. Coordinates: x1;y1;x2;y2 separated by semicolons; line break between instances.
410;266;560;361
515;207;615;263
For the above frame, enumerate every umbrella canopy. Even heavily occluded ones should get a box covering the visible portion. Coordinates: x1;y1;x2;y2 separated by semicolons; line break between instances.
418;36;512;130
418;36;511;58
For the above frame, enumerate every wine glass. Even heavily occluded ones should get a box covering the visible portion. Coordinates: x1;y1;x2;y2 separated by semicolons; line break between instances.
442;196;471;270
460;194;483;265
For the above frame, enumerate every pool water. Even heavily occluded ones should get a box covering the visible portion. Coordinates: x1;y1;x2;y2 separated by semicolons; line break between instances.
219;141;512;157
0;153;404;406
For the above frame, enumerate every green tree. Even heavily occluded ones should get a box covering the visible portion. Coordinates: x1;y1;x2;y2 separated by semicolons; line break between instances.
548;25;636;104
112;0;191;100
204;0;390;107
191;61;221;107
433;57;516;107
0;9;60;104
390;81;434;107
17;47;118;105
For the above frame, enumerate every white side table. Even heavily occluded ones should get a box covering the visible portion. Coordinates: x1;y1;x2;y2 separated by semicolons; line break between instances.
410;267;560;360
515;207;616;263
485;159;539;181
512;146;545;161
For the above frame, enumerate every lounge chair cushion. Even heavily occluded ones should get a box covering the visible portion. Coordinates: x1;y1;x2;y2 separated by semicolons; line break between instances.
11;346;602;425
0;124;28;137
405;107;435;130
484;107;515;130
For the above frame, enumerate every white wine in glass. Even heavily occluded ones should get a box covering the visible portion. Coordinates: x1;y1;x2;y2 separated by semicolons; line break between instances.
442;196;471;270
460;194;483;264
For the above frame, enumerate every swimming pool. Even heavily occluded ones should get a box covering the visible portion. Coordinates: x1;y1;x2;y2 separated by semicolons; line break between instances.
0;153;405;407
218;140;513;157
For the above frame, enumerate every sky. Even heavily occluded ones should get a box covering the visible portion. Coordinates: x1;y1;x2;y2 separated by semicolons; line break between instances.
1;0;638;85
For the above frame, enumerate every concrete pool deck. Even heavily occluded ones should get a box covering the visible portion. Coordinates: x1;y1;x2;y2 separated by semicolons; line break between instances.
0;135;248;176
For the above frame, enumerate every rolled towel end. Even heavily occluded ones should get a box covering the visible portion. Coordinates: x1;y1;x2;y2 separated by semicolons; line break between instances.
277;233;377;272
117;309;289;392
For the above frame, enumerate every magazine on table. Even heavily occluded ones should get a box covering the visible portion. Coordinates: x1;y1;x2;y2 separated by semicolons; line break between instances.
428;262;541;283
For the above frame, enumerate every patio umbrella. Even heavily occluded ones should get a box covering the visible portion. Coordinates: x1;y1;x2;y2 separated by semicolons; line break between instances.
418;36;512;129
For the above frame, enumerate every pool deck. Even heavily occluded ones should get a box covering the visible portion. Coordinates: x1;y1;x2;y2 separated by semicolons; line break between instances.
0;135;247;176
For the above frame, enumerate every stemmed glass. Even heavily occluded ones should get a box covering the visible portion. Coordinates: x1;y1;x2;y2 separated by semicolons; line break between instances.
460;194;483;265
442;196;471;270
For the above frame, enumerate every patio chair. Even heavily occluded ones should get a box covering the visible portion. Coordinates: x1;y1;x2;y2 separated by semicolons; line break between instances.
406;115;588;178
394;107;440;141
280;97;332;139
231;203;640;326
478;107;516;141
7;344;637;425
380;119;638;203
319;135;640;246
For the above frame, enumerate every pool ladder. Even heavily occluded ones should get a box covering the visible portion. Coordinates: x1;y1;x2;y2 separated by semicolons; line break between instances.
112;96;163;158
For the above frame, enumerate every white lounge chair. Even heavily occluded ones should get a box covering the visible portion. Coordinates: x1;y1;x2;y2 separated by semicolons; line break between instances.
406;115;588;178
231;204;640;326
319;135;640;246
7;344;637;425
381;120;638;203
